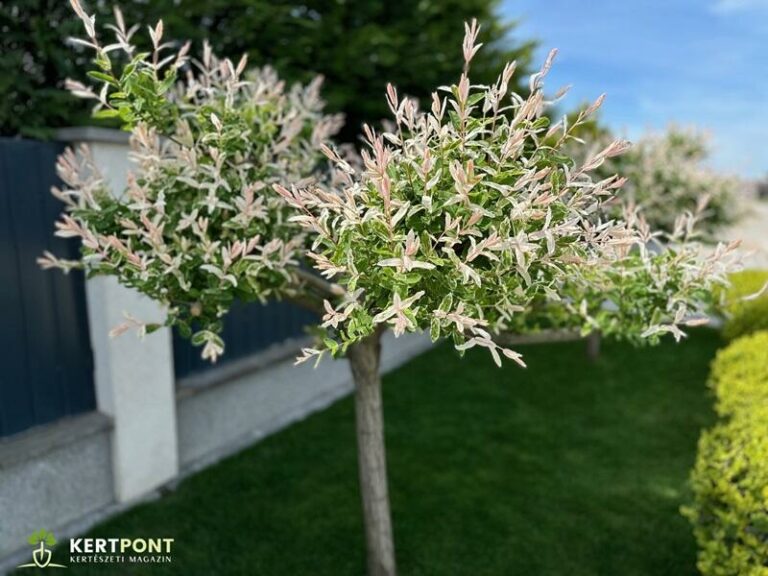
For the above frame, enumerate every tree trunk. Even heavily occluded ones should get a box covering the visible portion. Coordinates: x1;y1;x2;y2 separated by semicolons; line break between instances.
347;330;397;576
586;331;601;362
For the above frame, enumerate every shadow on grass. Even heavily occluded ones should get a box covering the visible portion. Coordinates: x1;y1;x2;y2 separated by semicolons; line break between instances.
19;329;720;575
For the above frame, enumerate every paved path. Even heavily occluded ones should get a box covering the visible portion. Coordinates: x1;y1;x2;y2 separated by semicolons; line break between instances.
723;198;768;269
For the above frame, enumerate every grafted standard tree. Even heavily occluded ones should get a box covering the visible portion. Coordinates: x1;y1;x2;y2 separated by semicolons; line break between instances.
43;4;738;575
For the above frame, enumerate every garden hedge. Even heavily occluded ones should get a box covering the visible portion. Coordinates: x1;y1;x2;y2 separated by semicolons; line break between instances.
718;270;768;341
684;331;768;576
709;331;768;418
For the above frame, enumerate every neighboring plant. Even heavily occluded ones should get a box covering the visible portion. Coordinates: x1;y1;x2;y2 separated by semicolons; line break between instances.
684;331;768;576
42;6;739;576
1;0;534;139
40;3;344;360
0;1;94;138
585;126;742;239
715;269;768;341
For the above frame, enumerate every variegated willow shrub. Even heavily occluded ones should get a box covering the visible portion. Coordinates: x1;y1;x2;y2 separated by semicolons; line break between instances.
46;4;738;367
585;126;742;239
280;23;739;366
40;2;343;360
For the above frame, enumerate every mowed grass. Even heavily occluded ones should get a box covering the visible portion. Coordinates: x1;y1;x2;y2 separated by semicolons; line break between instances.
42;330;721;575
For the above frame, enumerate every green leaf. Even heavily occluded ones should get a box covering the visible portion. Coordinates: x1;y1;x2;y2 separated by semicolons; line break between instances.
145;323;163;335
87;71;118;86
402;273;423;285
323;338;339;355
92;109;121;119
191;332;207;346
467;92;485;107
430;317;441;342
177;321;192;339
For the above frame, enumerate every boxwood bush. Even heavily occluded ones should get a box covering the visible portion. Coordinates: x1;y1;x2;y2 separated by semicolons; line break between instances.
718;270;768;341
709;331;768;417
684;331;768;576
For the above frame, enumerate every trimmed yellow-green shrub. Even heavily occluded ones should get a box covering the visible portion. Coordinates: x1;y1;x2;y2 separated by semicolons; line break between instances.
709;332;768;417
719;270;768;341
686;416;768;576
684;332;768;576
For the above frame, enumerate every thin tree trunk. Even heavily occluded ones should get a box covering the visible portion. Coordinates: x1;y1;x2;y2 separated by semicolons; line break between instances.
586;331;601;362
347;330;397;576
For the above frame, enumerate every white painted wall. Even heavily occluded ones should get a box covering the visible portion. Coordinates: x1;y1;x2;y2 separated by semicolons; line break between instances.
64;128;180;502
84;277;179;502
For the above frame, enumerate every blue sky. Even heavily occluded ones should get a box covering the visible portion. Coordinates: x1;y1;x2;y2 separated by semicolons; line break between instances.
501;0;768;177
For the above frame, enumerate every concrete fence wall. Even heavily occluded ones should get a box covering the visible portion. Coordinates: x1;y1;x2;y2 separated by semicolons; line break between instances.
0;129;433;571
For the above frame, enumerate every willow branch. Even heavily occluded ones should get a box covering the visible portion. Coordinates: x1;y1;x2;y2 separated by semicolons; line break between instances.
285;292;326;316
494;329;583;346
289;266;346;299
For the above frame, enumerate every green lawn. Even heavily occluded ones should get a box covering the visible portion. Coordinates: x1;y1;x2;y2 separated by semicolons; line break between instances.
44;330;722;575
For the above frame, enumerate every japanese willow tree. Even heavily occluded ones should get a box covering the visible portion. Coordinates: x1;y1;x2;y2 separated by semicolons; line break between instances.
43;3;739;575
582;126;742;240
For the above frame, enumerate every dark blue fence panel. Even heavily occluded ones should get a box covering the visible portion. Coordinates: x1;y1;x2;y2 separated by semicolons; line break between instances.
173;300;317;380
0;138;96;438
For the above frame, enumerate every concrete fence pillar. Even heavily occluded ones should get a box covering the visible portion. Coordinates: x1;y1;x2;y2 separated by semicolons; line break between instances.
57;128;179;503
